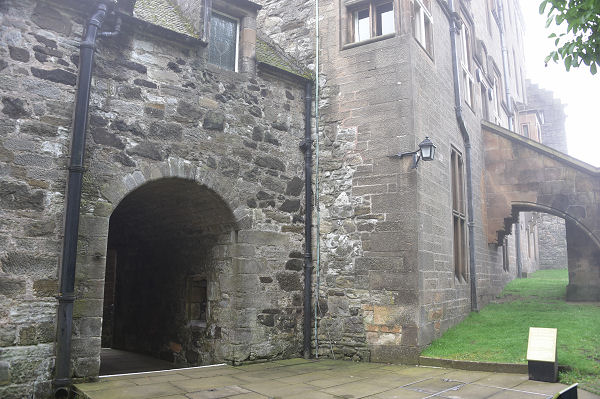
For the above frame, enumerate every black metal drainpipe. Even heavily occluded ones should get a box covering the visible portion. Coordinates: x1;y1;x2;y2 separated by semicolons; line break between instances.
447;0;478;311
54;2;119;397
301;80;314;359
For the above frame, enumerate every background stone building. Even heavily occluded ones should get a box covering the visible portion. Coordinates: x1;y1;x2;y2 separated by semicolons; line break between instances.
1;0;597;398
518;80;568;271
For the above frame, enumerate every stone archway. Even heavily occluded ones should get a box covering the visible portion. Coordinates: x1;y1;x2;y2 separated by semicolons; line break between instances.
510;202;600;301
482;121;600;301
100;177;238;373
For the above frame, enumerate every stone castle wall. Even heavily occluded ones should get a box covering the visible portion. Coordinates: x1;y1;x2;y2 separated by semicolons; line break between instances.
0;0;308;397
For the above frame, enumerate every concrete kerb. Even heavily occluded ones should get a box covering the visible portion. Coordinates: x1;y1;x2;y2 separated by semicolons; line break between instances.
418;356;529;374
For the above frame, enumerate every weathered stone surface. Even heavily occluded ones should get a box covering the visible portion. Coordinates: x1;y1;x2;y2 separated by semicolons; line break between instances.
32;279;58;297
119;85;143;100
25;220;55;237
255;156;285;172
33;34;57;49
8;47;30;63
167;61;182;73
91;127;125;149
176;101;203;122
31;3;71;34
1;253;56;277
144;103;165;119
32;45;63;58
276;272;302;291
279;199;300;212
0;361;8;386
0;181;44;210
20;121;58;137
120;60;147;74
148;122;182;140
203;111;225;130
128;141;162;161
0;276;26;297
30;67;76;86
1;98;29;119
0;60;7;71
285;259;303;271
133;78;158;89
113;152;136;167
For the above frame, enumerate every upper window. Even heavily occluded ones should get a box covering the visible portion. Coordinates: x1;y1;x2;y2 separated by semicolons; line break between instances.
460;23;474;107
412;0;433;54
349;1;395;43
208;11;240;71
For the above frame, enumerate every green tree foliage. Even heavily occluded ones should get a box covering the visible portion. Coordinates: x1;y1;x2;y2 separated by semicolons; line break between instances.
539;0;600;74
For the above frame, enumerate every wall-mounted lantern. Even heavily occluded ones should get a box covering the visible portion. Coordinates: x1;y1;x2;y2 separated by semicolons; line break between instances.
388;136;437;169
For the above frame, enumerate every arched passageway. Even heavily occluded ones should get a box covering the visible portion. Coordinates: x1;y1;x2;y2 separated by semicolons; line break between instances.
100;178;237;373
482;121;600;301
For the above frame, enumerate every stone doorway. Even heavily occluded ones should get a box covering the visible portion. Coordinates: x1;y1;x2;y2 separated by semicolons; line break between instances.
100;178;238;374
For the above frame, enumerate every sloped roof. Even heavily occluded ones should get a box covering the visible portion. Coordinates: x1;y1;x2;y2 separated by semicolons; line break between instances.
133;0;198;38
256;36;312;81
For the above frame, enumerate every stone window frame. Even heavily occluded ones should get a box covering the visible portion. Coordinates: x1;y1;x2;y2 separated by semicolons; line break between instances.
521;123;529;138
206;0;260;74
451;147;468;282
411;0;433;56
208;10;241;72
186;274;209;329
488;61;503;125
341;0;399;49
459;17;475;109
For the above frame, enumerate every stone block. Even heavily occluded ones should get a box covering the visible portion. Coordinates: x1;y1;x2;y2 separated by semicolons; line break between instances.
237;230;289;246
73;356;100;378
1;253;57;278
30;67;76;86
203;111;225;130
275;272;302;292
232;258;261;274
0;276;26;297
1;97;29;119
32;279;58;298
8;47;29;63
0;361;9;386
72;299;103;318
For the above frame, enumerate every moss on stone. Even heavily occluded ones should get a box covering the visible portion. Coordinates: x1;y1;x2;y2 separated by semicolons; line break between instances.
134;0;198;38
256;37;312;80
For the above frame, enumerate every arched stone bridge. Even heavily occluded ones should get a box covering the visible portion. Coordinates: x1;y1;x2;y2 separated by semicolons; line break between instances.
482;121;600;301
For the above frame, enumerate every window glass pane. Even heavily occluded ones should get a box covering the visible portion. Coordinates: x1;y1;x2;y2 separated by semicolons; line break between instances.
209;12;238;71
355;9;370;42
376;3;394;36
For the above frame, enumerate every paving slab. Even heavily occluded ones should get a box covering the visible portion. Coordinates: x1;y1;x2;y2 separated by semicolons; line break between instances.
438;382;505;399
371;386;433;398
72;357;600;399
404;377;465;394
320;380;391;397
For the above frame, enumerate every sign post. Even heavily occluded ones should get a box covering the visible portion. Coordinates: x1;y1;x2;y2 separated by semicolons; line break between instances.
526;327;558;382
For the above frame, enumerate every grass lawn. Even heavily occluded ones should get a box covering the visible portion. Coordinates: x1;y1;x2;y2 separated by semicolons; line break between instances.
421;269;600;394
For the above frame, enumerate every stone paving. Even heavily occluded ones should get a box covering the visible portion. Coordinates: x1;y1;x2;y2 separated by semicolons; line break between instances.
73;358;600;399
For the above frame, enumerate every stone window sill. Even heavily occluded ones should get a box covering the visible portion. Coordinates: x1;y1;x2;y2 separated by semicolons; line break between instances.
342;33;395;50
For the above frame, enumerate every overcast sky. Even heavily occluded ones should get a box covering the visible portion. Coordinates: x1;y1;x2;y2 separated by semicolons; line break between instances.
519;0;600;167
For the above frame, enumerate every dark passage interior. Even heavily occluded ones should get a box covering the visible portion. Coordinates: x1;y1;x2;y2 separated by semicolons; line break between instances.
100;178;236;375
